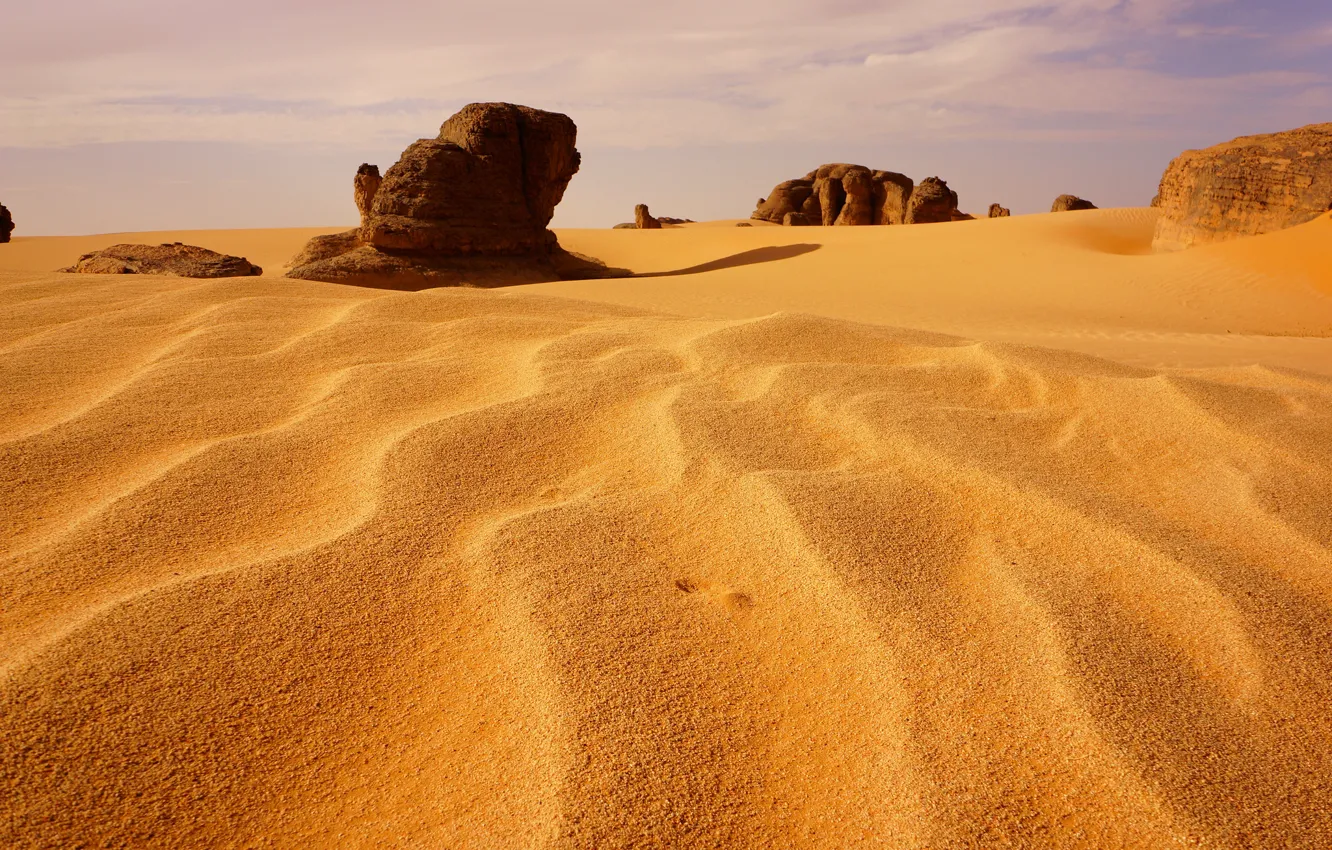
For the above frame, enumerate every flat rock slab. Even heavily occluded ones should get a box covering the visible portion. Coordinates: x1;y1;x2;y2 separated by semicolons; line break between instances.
62;243;262;277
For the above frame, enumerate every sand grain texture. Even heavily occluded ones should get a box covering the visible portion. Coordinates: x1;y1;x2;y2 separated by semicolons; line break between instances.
2;210;1331;848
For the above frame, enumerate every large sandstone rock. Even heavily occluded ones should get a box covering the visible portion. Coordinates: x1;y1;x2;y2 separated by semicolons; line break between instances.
0;203;12;243
1153;123;1332;252
1051;195;1097;213
354;164;381;223
61;243;262;277
989;204;1011;218
634;204;662;230
751;164;915;227
905;177;959;224
288;103;621;287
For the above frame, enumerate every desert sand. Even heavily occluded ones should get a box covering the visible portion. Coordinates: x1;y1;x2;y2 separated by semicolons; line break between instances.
2;209;1331;847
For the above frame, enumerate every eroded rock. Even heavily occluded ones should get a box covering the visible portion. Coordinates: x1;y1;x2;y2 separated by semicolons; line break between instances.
0;203;13;243
1153;122;1332;252
62;243;262;277
635;204;662;230
751;164;917;227
354;164;382;223
287;103;622;287
1051;195;1098;213
989;204;1011;218
906;177;960;224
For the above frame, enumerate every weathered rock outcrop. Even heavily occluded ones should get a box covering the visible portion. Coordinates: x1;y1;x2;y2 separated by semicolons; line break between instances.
906;177;960;224
288;103;618;287
1152;123;1332;252
635;204;662;230
989;204;1011;218
354;164;381;223
751;164;916;227
62;243;262;277
1051;195;1097;213
0;203;13;243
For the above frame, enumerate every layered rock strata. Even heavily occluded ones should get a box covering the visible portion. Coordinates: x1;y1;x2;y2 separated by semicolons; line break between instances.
1152;123;1332;252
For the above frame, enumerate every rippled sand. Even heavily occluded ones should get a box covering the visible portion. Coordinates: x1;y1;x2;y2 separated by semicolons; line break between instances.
2;210;1330;847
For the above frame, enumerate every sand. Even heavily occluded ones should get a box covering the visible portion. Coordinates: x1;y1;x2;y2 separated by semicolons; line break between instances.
1;210;1330;848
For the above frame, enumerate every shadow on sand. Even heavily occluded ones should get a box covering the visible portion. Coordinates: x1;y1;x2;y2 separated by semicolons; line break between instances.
632;243;822;278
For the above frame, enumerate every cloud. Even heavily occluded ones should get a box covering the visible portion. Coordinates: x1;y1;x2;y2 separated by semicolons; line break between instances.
1;0;1327;150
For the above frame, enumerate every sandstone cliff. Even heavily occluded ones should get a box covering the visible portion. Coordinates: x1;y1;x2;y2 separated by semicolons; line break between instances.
1153;123;1332;252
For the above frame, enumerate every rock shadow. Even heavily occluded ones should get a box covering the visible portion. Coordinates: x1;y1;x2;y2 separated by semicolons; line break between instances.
633;243;822;278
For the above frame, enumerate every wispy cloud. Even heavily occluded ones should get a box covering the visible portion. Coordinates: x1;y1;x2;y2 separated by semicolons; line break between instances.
1;0;1328;150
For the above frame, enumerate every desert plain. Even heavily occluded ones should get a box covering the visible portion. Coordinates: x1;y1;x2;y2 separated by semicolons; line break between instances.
1;204;1331;847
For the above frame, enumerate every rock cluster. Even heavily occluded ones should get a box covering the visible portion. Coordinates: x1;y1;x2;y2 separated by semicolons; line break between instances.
1051;195;1098;213
61;243;262;277
1153;122;1332;252
0;202;12;243
989;204;1011;218
288;102;617;287
751;164;955;226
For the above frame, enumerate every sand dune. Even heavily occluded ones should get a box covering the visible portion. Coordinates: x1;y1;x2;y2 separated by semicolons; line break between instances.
2;210;1331;847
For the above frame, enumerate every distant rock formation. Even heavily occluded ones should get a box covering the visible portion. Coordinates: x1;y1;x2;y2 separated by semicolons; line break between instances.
1051;195;1098;213
1153;122;1332;252
635;204;662;230
614;209;693;229
989;204;1011;218
61;243;262;277
288;102;618;287
751;164;917;226
906;177;961;224
354;164;381;223
0;202;12;243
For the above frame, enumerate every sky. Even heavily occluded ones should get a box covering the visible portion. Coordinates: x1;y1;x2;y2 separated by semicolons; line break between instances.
2;0;1330;235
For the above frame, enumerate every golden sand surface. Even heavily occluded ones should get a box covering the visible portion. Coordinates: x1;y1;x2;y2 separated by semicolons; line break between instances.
1;210;1330;848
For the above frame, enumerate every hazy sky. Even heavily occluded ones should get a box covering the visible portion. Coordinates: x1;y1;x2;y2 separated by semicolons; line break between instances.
2;0;1329;234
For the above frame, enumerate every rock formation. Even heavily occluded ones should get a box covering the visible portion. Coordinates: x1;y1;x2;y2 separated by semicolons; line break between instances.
1152;122;1332;252
288;102;618;287
1051;195;1098;213
0;203;13;243
353;164;381;223
61;243;262;277
634;204;662;230
906;177;960;224
751;164;916;227
989;204;1011;218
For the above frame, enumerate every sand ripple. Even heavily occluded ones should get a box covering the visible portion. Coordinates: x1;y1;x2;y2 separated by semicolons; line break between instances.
2;273;1331;848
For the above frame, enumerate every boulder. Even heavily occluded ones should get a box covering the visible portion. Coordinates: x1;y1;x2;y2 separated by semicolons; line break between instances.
61;243;262;277
612;222;637;230
906;177;960;224
752;164;917;227
287;103;621;287
872;171;915;226
1051;195;1098;213
0;202;12;243
634;204;662;229
657;216;695;225
1152;122;1332;252
354;164;382;222
735;222;753;227
989;204;1011;218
